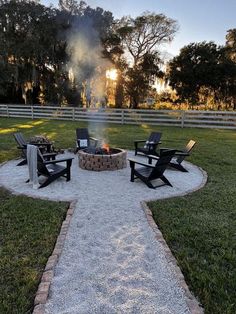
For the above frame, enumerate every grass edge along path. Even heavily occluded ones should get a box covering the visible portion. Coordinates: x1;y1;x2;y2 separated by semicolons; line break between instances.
0;117;236;313
0;187;69;314
148;136;236;314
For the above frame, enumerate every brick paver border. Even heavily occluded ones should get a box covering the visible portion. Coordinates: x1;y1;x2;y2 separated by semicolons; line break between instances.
140;166;207;314
32;200;77;314
1;159;207;314
141;201;204;314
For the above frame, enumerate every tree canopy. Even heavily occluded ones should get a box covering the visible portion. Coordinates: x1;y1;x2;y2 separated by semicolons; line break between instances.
167;41;236;109
0;0;235;109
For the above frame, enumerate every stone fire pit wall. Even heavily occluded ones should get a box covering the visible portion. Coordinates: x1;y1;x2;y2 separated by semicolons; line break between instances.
78;148;127;171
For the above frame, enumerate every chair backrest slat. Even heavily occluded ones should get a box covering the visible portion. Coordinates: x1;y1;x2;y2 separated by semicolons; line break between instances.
148;132;162;144
152;150;176;177
76;128;90;147
177;140;196;164
36;148;50;176
14;132;26;146
184;140;196;153
13;132;27;158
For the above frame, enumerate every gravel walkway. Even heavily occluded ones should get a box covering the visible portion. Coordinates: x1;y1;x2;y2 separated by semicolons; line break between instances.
0;151;206;314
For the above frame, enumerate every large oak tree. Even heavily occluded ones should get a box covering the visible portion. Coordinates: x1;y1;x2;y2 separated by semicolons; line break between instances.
167;41;236;109
104;12;178;108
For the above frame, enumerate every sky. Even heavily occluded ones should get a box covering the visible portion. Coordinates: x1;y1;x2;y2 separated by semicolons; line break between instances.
42;0;236;57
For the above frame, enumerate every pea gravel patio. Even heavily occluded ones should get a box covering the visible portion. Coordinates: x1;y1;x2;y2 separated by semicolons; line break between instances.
0;151;206;314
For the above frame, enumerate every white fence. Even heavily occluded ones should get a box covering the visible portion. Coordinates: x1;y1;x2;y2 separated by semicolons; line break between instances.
0;104;236;129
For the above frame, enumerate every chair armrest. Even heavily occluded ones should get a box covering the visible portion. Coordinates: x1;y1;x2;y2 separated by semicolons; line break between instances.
128;158;155;169
30;142;52;147
146;141;161;147
89;136;98;142
145;154;160;161
174;152;190;157
89;137;99;146
134;140;146;143
160;148;189;157
161;148;183;152
160;147;172;151
43;158;74;165
43;152;57;158
17;145;25;149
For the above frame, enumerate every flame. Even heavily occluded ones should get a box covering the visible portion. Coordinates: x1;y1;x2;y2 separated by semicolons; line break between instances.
102;143;110;153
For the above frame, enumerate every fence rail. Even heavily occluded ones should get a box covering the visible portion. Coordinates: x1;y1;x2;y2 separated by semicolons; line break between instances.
0;104;236;129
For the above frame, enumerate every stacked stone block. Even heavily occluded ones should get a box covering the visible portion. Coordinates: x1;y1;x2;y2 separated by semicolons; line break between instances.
78;149;127;171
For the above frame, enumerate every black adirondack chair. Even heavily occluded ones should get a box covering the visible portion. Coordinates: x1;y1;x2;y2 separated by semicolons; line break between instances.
129;150;176;189
75;128;98;153
134;132;162;157
13;132;56;166
36;149;74;188
160;140;196;172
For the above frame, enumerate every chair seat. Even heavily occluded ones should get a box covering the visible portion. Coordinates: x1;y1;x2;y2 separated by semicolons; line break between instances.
135;167;153;177
46;164;66;175
136;147;158;155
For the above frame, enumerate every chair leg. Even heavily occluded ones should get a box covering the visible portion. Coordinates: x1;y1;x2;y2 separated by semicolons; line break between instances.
39;177;53;188
66;168;71;181
17;159;27;166
160;175;173;187
130;160;135;182
130;169;135;182
145;180;155;189
148;156;152;164
66;160;72;181
170;162;188;172
134;142;138;156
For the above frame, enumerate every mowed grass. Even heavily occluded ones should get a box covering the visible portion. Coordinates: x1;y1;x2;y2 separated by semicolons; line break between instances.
0;189;68;314
0;117;236;313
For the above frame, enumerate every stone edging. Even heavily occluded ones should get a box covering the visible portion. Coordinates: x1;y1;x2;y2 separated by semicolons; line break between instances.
140;165;208;314
32;200;77;314
141;201;204;314
0;159;207;314
0;160;77;314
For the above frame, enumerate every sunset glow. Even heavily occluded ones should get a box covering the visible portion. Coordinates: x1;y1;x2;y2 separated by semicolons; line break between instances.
106;69;118;81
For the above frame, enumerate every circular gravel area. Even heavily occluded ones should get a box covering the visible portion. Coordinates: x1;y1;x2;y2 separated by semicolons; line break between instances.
0;151;206;314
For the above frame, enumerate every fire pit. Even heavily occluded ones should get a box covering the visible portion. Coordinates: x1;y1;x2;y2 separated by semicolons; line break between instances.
78;146;127;171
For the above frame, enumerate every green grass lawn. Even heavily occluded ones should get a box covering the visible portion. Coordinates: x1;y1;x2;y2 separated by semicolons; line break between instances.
0;117;236;313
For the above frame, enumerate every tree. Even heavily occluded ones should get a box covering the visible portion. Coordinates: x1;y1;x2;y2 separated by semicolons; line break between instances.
0;0;58;104
0;0;114;105
113;12;178;108
125;52;162;107
167;41;236;109
226;28;236;62
167;42;221;107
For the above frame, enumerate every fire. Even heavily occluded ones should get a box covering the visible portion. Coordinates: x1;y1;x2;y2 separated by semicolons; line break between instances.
102;143;110;153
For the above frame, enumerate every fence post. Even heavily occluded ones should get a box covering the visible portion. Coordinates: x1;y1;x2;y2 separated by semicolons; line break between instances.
181;110;185;128
31;106;34;119
121;110;124;124
72;107;75;121
6;104;9;117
